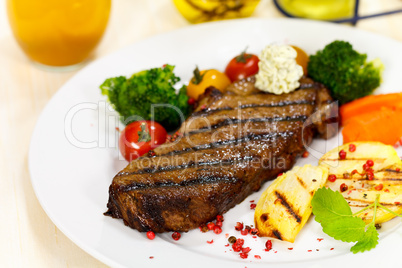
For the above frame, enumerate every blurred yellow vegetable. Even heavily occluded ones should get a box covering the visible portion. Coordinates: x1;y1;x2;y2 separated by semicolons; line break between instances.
187;68;231;100
173;0;260;23
254;165;328;242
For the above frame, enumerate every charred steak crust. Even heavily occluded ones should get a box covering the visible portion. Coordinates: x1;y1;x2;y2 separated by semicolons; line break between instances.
105;76;338;233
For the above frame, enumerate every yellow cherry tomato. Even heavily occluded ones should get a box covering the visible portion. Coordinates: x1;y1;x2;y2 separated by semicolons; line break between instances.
291;45;309;76
187;67;231;100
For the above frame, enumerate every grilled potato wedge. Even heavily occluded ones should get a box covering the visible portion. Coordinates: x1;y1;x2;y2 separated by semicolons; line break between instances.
319;142;402;224
319;142;400;175
254;165;328;242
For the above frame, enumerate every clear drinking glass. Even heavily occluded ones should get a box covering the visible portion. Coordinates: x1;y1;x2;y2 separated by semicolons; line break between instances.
7;0;111;69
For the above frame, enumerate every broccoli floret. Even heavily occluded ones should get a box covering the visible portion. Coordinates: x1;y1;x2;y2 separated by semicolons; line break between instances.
100;64;190;130
307;40;384;104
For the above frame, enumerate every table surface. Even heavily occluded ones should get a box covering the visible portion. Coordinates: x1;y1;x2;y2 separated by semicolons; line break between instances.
1;0;401;267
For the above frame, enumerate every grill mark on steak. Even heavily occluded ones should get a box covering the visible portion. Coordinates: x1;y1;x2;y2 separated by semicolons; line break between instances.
154;120;305;156
153;130;295;157
239;100;314;109
125;155;254;175
188;115;308;135
191;107;232;116
121;175;239;192
119;159;268;190
205;87;318;110
129;143;295;174
181;103;314;134
192;100;315;117
120;176;239;192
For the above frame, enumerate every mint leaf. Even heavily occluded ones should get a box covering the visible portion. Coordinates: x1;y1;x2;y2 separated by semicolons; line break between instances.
312;187;353;225
351;225;379;253
312;187;380;253
322;217;365;242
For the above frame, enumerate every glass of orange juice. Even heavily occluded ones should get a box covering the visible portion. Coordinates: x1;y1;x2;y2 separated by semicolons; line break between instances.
7;0;111;69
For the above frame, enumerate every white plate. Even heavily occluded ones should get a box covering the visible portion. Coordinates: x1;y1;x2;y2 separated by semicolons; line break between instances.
29;18;402;268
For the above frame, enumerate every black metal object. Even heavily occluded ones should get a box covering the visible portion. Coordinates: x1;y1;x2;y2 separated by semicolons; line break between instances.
273;0;402;25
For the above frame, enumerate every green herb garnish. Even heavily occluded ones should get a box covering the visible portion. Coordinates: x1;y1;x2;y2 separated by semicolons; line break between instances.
235;48;252;63
311;187;402;253
191;66;206;85
137;123;151;142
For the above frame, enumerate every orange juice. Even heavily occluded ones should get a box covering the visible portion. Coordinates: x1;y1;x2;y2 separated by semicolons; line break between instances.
7;0;111;67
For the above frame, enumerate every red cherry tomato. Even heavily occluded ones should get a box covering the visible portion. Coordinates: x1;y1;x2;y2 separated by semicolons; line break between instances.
225;50;259;82
119;120;167;162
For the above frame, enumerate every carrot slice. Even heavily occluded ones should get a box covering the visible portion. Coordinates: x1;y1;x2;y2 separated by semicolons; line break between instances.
340;93;402;125
342;106;402;145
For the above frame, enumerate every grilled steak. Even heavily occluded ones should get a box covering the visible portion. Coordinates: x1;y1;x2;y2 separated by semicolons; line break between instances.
105;76;338;233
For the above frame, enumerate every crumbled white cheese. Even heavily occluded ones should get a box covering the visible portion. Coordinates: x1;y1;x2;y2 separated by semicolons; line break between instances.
255;45;303;95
